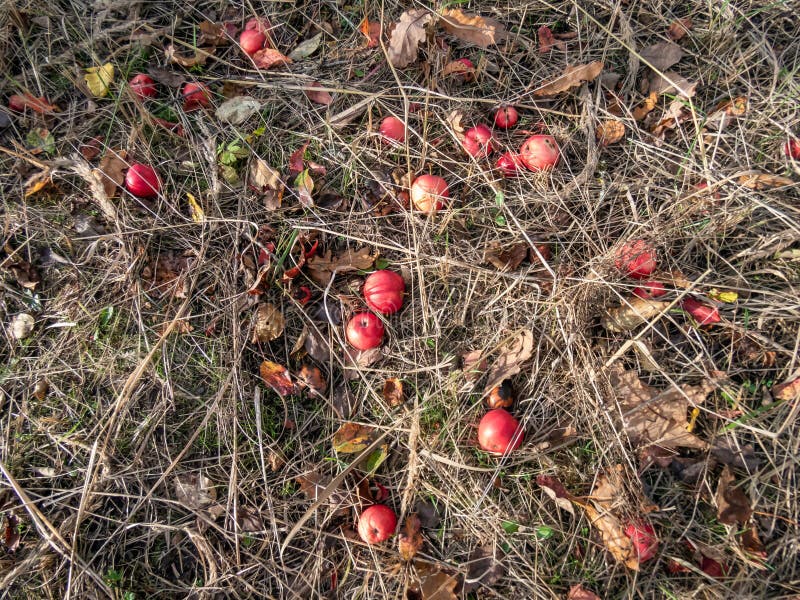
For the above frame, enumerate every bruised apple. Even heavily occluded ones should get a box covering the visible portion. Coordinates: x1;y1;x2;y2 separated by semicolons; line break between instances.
494;105;518;129
181;82;211;111
477;409;523;455
129;74;157;99
519;135;560;171
357;504;397;544
496;152;523;177
345;312;384;350
239;29;267;55
624;521;658;563
125;163;161;198
363;270;405;315
462;124;493;158
410;174;449;213
614;239;657;279
379;116;406;143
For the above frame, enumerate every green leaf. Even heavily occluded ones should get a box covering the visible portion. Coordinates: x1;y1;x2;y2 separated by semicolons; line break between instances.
501;520;520;534
374;257;390;270
26;127;55;155
535;525;554;539
363;444;389;475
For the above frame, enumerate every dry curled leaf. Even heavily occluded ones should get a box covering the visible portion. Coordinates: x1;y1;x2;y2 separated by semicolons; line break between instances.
288;33;323;60
166;43;216;67
667;18;692;41
304;82;333;105
567;584;602;600
306;247;378;286
484;329;534;392
359;17;381;48
464;545;505;593
410;561;459;600
439;8;507;48
296;364;327;395
332;422;375;453
2;514;20;553
259;360;295;397
343;347;383;380
294;168;314;207
84;63;115;98
8;92;58;114
174;473;217;510
585;465;639;570
398;514;424;561
648;70;696;97
441;60;475;79
383;378;405;407
772;376;800;401
216;96;262;125
536;474;578;516
97;151;128;199
534;62;603;96
639;41;684;72
632;92;658;121
251;302;284;343
461;349;487;382
387;9;432;68
716;465;752;525
596;119;626;146
252;48;292;69
249;158;284;210
23;169;52;198
601;297;671;332
483;241;528;271
10;313;35;341
198;20;231;46
737;172;794;190
609;366;714;451
236;506;264;532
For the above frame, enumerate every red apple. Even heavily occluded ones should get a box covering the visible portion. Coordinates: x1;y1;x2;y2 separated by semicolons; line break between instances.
239;29;267;55
519;135;560;171
462;124;494;158
129;74;157;100
379;116;406;143
363;270;405;315
614;239;657;279
494;106;519;129
784;138;800;160
681;297;721;326
410;174;449;213
357;504;397;544
624;521;658;563
181;82;211;111
477;409;524;455
125;163;161;198
8;95;25;111
345;312;384;350
496;152;523;177
695;181;721;199
632;281;666;299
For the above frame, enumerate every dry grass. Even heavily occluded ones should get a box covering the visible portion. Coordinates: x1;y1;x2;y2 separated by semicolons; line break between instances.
1;0;799;598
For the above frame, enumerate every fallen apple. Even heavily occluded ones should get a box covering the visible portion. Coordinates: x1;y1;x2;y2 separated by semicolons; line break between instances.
363;270;405;315
125;163;161;198
477;408;523;455
245;17;270;34
784;138;800;160
410;174;449;213
632;281;666;299
357;504;397;544
681;297;721;326
239;28;267;55
379;116;406;143
486;380;514;409
494;105;519;129
624;521;658;563
462;124;494;158
496;152;523;177
519;135;560;171
345;312;384;350
454;57;475;82
614;239;657;279
129;74;157;100
181;82;211;111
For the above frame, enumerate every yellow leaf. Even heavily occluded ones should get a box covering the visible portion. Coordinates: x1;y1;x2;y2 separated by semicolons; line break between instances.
84;63;115;98
708;289;738;303
186;192;205;223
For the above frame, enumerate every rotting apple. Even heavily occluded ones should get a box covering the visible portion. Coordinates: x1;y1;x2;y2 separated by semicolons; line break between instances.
462;124;493;158
129;74;157;100
357;504;397;544
363;270;405;315
486;380;514;409
379;116;406;143
519;135;560;171
125;163;161;198
494;105;519;129
410;174;449;213
477;408;523;455
239;28;267;55
632;281;666;299
624;521;658;563
681;297;721;326
181;82;211;111
496;152;523;177
345;312;385;350
784;138;800;160
700;556;726;578
614;239;657;279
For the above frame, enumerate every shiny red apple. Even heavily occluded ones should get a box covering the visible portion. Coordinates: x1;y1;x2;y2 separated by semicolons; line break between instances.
181;82;211;111
681;297;721;326
477;409;524;455
345;312;384;350
462;124;493;158
357;504;397;544
379;116;406;143
410;174;449;213
239;29;267;55
614;239;657;279
125;163;161;198
363;270;405;315
519;135;560;171
624;521;658;563
129;74;157;99
632;281;666;299
494;106;519;129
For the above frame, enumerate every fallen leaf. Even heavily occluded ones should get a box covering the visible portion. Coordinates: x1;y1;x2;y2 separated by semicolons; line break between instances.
445;109;465;135
713;96;748;118
33;379;48;400
596;119;626;146
536;474;578;516
359;18;381;48
259;360;295;397
740;524;767;564
343;347;383;380
710;438;761;471
198;20;230;46
484;329;534;392
534;62;604;96
483;241;528;271
306;247;377;286
632;92;658;121
252;47;292;69
737;172;794;189
8;92;58;114
236;506;264;532
150;115;184;136
84;63;115;98
387;9;433;68
648;70;696;97
141;251;191;298
289;33;323;60
186;192;205;223
585;465;639;570
296;364;327;395
439;8;507;48
2;514;20;553
289;142;308;174
296;471;329;500
97;151;128;199
609;366;714;451
441;60;476;79
216;96;262;125
716;465;752;525
249;159;284;210
305;82;333;105
667;18;692;41
398;514;424;561
772;376;800;401
10;313;35;340
463;545;505;593
537;25;564;53
411;562;459;600
332;422;375;453
601;297;671;332
303;326;331;362
415;500;441;529
567;584;602;600
383;378;405;407
332;383;355;419
26;127;55;155
708;289;738;303
291;168;315;207
24;169;52;197
165;43;216;67
174;473;217;510
462;350;487;382
639;41;684;71
251;303;284;343
147;67;186;88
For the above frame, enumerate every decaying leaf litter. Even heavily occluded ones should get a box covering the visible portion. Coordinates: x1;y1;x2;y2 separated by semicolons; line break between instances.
2;1;799;599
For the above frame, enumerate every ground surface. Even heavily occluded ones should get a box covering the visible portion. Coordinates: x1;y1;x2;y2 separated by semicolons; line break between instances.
1;1;799;599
